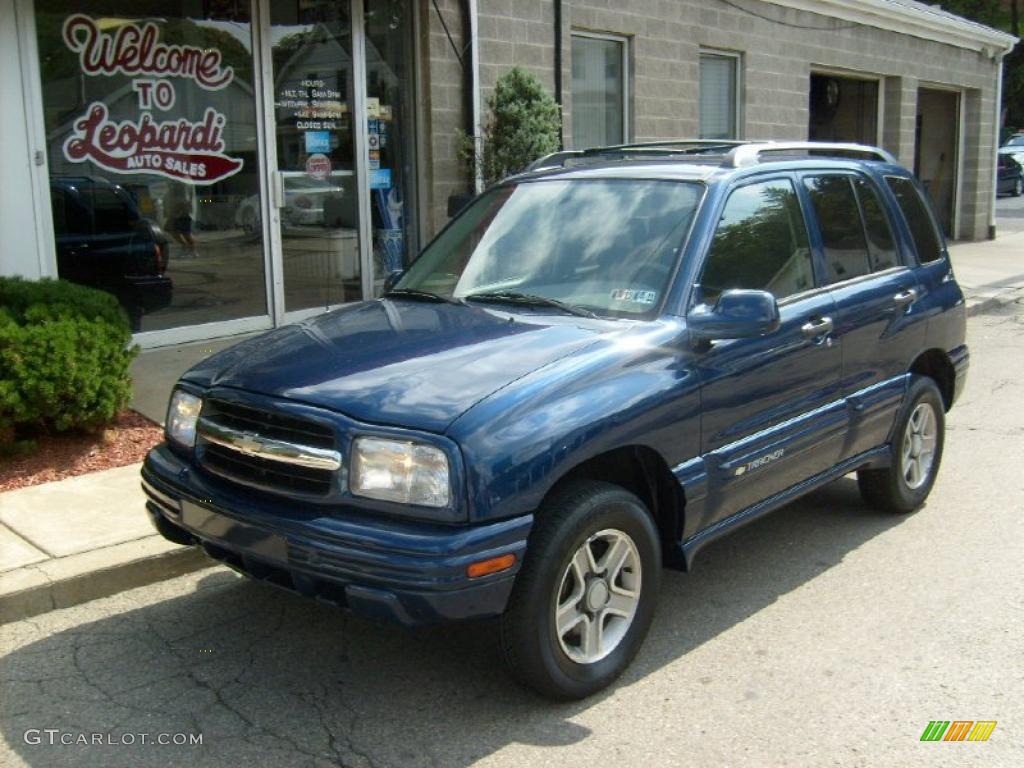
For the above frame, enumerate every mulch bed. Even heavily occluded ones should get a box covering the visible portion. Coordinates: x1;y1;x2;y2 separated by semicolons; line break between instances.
0;410;163;493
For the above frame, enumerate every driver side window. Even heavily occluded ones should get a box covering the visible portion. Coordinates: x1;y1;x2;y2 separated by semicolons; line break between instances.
698;179;814;305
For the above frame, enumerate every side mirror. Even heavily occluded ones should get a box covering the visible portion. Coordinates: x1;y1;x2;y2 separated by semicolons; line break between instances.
687;289;781;342
383;269;405;293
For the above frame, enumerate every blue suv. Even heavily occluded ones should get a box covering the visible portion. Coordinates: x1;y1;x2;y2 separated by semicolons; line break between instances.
143;141;968;699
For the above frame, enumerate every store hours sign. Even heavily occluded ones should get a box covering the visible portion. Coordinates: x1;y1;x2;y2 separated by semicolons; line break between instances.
60;14;243;185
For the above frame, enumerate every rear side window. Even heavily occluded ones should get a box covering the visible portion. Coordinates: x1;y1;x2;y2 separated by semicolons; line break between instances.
699;179;814;304
853;177;899;271
804;175;870;283
885;176;943;263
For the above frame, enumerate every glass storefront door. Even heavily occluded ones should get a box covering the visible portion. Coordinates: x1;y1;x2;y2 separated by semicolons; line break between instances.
268;0;418;317
268;0;363;313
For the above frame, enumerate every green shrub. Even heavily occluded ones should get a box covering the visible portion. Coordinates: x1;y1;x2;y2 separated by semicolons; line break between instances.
0;277;138;445
461;67;563;187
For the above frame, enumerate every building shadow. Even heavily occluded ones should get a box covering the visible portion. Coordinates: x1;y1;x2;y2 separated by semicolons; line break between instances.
1;478;910;768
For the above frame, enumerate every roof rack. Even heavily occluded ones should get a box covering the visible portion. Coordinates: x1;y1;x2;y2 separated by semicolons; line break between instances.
526;140;744;171
724;141;898;167
525;140;898;173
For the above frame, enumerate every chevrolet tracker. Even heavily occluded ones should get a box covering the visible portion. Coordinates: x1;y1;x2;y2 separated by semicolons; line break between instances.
143;140;968;699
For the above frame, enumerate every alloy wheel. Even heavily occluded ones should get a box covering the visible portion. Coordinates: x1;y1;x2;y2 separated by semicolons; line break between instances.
554;528;641;664
902;402;938;490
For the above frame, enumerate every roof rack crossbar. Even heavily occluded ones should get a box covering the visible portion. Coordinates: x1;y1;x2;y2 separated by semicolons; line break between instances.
725;142;897;168
593;139;746;151
526;139;744;171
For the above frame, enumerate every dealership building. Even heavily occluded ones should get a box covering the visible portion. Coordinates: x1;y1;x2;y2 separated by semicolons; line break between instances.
0;0;1016;347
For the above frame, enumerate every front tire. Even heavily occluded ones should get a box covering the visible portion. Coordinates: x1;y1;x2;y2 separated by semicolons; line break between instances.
857;375;945;513
1014;178;1023;197
500;481;661;700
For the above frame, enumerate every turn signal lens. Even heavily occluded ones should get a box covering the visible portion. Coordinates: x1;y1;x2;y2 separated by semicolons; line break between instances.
467;553;516;578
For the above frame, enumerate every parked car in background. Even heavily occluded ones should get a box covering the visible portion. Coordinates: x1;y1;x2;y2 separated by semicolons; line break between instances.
144;141;967;700
997;153;1023;197
234;175;353;233
999;134;1024;168
49;176;172;330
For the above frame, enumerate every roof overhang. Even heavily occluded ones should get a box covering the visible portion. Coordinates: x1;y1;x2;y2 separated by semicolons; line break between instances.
765;0;1017;55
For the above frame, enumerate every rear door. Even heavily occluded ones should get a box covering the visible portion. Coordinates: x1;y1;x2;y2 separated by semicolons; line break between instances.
693;176;844;528
801;172;927;460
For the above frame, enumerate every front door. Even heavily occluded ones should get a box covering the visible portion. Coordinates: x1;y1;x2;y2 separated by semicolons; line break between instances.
692;177;845;528
265;0;418;323
267;0;364;317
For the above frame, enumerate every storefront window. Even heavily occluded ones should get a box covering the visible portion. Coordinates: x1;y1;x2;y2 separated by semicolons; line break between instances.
35;1;269;333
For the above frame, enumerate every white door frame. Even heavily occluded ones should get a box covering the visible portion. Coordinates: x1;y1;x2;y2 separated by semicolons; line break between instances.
13;0;57;280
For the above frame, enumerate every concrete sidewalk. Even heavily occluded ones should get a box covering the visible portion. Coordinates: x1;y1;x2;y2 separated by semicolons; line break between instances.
948;229;1024;313
0;465;208;622
1;231;1021;624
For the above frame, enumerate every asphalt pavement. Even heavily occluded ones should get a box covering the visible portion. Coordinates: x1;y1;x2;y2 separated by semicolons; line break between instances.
996;191;1024;233
2;266;1022;768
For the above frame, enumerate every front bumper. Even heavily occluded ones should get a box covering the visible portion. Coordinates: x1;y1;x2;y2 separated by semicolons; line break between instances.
142;444;530;626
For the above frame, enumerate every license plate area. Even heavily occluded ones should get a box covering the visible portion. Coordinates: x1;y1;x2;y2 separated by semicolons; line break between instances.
181;500;288;563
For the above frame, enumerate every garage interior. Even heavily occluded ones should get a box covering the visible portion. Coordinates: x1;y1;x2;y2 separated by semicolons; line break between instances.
915;87;960;237
808;73;879;145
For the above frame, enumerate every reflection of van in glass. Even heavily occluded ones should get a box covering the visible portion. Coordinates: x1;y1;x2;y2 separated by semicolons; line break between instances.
49;176;173;330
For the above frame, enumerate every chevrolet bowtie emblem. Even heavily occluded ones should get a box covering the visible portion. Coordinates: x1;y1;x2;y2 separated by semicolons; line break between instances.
233;432;262;453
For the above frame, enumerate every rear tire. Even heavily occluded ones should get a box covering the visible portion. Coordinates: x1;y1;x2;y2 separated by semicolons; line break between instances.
857;375;945;513
1014;178;1023;197
499;481;661;700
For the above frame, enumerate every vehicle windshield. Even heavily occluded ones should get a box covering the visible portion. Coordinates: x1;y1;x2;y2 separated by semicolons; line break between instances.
1005;136;1024;147
396;178;703;318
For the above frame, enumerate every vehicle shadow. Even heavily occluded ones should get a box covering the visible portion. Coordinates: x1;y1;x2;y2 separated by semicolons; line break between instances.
1;478;909;768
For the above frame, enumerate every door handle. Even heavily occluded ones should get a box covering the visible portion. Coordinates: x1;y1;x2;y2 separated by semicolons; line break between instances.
894;288;918;308
801;316;833;339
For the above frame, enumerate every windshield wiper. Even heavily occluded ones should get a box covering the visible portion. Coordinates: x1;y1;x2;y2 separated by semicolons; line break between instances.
463;291;600;318
383;288;465;306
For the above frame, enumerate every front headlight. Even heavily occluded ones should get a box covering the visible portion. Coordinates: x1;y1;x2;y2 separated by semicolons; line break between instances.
350;437;450;507
166;389;202;449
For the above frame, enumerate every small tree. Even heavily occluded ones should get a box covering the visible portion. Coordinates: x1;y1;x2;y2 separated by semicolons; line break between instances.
463;68;562;187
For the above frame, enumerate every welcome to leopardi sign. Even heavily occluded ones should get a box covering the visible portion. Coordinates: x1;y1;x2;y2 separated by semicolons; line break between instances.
59;14;243;185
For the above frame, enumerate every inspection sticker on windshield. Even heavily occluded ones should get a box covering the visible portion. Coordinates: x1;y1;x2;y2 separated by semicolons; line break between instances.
611;288;657;305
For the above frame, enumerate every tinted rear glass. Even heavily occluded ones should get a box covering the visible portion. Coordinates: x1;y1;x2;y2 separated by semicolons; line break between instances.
853;177;899;272
804;175;870;283
885;176;943;263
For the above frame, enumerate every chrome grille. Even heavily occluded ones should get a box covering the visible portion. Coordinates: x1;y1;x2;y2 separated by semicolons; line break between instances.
196;398;339;497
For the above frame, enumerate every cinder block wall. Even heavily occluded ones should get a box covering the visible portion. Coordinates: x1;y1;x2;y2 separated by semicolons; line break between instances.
422;0;1000;240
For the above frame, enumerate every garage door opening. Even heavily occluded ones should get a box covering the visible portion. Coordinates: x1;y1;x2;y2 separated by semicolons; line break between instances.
809;73;879;145
915;88;960;238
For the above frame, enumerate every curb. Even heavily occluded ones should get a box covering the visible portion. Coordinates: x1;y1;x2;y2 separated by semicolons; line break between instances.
0;536;213;624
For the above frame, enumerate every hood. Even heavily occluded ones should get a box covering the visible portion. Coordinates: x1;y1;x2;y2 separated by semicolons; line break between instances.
182;299;607;433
